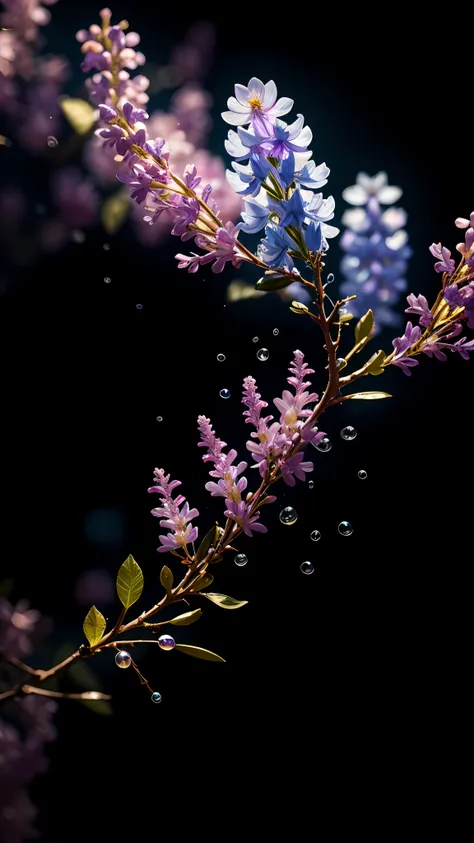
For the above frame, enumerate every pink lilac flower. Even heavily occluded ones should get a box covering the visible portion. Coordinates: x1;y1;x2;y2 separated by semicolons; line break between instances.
0;0;59;42
148;468;199;554
405;293;433;328
223;500;267;537
198;416;249;504
429;242;455;275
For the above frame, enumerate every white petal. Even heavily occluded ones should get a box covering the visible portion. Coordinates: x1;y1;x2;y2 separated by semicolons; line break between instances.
247;77;265;100
296;125;312;147
342;184;368;205
341;208;368;231
272;96;294;117
356;172;372;190
386;230;408;249
234;84;249;105
227;96;251;115
372;172;388;191
287;113;304;138
294;151;312;168
382;207;407;231
221;110;249;126
377;185;402;204
321;223;340;239
455;217;470;229
262;80;277;109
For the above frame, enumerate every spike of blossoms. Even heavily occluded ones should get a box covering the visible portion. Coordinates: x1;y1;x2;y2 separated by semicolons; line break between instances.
148;469;199;555
339;172;412;331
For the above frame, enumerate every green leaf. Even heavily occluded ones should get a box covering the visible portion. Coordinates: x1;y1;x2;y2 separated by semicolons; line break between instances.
83;606;106;647
290;300;309;314
191;572;214;592
59;97;96;135
174;644;225;663
160;565;174;594
195;524;219;563
116;554;144;609
354;309;375;345
169;609;202;626
338;312;354;323
255;272;294;292
366;350;386;376
347;391;392;400
101;190;130;235
202;592;248;610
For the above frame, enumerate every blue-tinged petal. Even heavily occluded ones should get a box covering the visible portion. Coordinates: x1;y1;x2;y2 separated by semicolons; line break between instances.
296;125;312;148
286;114;305;139
234;83;249;105
240;198;269;233
222;110;249;126
247;77;265;100
227;96;250;114
225;130;250;160
262;80;277;108
237;125;269;148
279;153;296;188
272;96;294;117
305;221;323;252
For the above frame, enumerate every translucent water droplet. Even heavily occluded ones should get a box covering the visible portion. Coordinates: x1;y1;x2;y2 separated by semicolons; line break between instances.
72;229;85;243
136;303;143;310
115;650;132;669
47;136;58;148
257;348;269;361
234;553;248;567
217;353;226;362
156;416;163;423
158;634;175;651
341;425;357;440
219;388;231;399
326;272;334;284
279;506;298;526
300;561;314;575
358;469;367;479
273;328;279;336
151;691;162;704
310;530;321;542
103;242;110;251
314;437;332;452
104;277;111;284
308;480;315;489
252;336;259;343
338;521;353;536
336;357;347;369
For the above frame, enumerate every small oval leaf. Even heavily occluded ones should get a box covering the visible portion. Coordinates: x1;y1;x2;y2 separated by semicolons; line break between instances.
101;190;130;235
195;524;218;563
169;608;203;626
255;273;294;292
367;349;386;375
191;572;214;592
160;565;174;594
202;592;248;610
116;554;144;609
347;391;392;400
59;97;96;135
354;309;375;345
83;606;106;647
174;644;225;663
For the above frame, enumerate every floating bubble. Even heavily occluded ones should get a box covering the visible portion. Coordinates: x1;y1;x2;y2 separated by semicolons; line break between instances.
252;336;259;343
358;470;367;479
103;242;110;250
104;277;111;284
219;388;231;399
341;425;357;440
326;272;334;284
314;437;332;452
279;506;298;526
273;328;279;336
308;480;315;489
158;634;175;651
234;553;248;567
115;650;132;669
47;136;58;148
156;416;163;422
217;353;226;362
336;358;347;369
257;348;269;361
136;303;143;310
300;561;315;575
72;229;85;243
310;530;321;542
338;521;353;536
151;691;162;704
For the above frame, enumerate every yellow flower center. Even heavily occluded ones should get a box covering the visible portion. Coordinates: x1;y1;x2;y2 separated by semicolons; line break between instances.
248;96;263;110
285;408;298;426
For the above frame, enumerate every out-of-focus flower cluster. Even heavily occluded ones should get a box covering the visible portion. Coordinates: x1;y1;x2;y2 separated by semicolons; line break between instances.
339;172;412;331
0;598;56;843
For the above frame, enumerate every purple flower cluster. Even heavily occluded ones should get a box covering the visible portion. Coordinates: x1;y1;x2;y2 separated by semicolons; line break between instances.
76;7;149;110
1;598;57;843
223;76;338;278
339;172;412;331
148;468;199;554
197;416;267;537
390;212;474;373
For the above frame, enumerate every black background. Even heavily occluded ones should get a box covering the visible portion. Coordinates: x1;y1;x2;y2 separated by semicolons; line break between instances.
1;2;472;837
